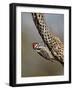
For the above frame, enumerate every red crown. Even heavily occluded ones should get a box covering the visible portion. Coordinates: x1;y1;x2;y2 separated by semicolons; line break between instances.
32;42;38;49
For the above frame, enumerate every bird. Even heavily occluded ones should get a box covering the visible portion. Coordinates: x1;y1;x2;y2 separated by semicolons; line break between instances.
32;13;64;65
32;42;55;62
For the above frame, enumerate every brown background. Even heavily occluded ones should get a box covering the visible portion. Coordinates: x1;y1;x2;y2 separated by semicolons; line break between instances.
21;13;64;77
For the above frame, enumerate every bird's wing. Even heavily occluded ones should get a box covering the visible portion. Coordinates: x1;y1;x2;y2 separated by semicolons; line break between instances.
38;47;55;62
32;13;64;64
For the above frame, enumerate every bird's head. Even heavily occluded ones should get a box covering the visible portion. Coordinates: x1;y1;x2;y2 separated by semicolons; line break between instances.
32;42;40;50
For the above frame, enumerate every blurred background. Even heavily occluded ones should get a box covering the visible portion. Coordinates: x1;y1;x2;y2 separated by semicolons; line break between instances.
21;12;64;77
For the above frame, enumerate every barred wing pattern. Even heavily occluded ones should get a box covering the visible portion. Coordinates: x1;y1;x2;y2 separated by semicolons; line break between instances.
32;13;64;64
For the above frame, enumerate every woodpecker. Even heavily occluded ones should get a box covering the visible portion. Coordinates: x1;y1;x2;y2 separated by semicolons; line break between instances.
32;42;55;62
32;13;64;65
